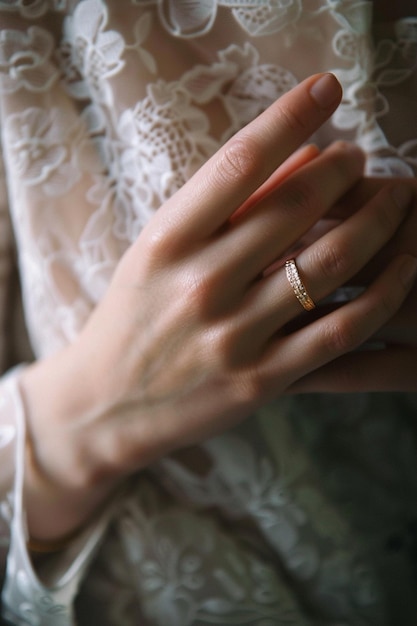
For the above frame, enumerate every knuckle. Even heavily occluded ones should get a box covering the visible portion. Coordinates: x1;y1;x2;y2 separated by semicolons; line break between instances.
178;261;235;320
329;141;364;179
214;136;260;187
196;334;266;405
232;367;265;405
181;269;217;317
280;178;319;221
375;199;399;234
205;321;247;371
144;228;171;260
312;240;351;281
278;103;307;133
323;318;359;356
204;324;230;363
139;225;178;270
377;289;398;319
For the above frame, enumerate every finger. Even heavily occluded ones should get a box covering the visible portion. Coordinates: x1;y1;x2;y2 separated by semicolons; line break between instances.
286;347;417;393
331;176;417;220
231;143;320;220
255;254;417;392
148;74;342;249
372;287;417;345
240;182;414;338
346;190;417;286
211;141;364;287
297;184;414;300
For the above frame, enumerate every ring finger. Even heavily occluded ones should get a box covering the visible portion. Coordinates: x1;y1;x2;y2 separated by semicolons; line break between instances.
238;182;414;343
203;141;365;299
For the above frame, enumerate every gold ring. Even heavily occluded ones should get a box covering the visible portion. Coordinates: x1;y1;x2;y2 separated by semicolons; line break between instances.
285;258;316;311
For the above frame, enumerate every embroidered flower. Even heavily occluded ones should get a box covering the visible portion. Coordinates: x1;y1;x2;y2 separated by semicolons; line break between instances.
86;80;217;241
141;541;205;595
132;0;217;37
232;0;302;37
219;43;298;136
0;0;71;18
86;135;146;242
3;567;67;625
58;0;125;103
0;26;58;93
4;105;103;196
132;0;303;37
119;81;217;197
127;512;211;626
367;153;415;178
5;108;66;184
180;43;297;140
201;435;307;555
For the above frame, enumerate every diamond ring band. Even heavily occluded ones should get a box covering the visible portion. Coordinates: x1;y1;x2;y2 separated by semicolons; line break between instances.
285;258;316;312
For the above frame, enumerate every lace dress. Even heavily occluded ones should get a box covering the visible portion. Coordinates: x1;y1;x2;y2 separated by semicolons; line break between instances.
0;1;417;624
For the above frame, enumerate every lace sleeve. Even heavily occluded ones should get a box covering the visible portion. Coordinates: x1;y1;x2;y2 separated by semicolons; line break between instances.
0;371;115;626
0;375;16;598
0;123;18;585
0;126;112;626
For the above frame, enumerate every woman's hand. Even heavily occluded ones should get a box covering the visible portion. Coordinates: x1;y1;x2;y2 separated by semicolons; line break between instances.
288;176;417;393
20;74;417;540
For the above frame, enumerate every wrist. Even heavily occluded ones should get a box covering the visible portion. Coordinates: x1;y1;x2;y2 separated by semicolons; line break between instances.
19;346;118;541
24;436;118;542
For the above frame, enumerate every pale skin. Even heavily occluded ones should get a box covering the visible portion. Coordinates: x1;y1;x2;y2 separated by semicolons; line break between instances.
19;74;417;543
290;176;417;393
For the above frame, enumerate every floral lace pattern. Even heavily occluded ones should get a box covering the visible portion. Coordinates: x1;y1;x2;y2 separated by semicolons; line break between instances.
0;25;58;93
131;0;305;38
118;493;307;625
0;1;417;624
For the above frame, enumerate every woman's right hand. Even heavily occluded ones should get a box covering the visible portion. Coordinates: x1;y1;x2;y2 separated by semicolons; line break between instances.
20;74;417;541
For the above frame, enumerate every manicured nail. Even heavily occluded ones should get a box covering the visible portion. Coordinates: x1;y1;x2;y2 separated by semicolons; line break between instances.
401;256;417;289
391;184;414;211
309;73;342;109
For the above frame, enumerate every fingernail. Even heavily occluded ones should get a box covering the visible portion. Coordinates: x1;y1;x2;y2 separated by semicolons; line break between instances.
391;184;414;211
401;256;417;289
309;73;342;109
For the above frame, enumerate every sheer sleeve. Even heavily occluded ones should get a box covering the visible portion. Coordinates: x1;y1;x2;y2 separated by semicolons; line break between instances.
0;129;111;626
0;371;113;626
0;131;19;582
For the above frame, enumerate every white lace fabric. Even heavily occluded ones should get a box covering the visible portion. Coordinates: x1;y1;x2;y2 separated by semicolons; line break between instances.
0;1;417;624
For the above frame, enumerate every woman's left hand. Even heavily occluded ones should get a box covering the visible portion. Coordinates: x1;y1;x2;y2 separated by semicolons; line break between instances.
288;176;417;393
